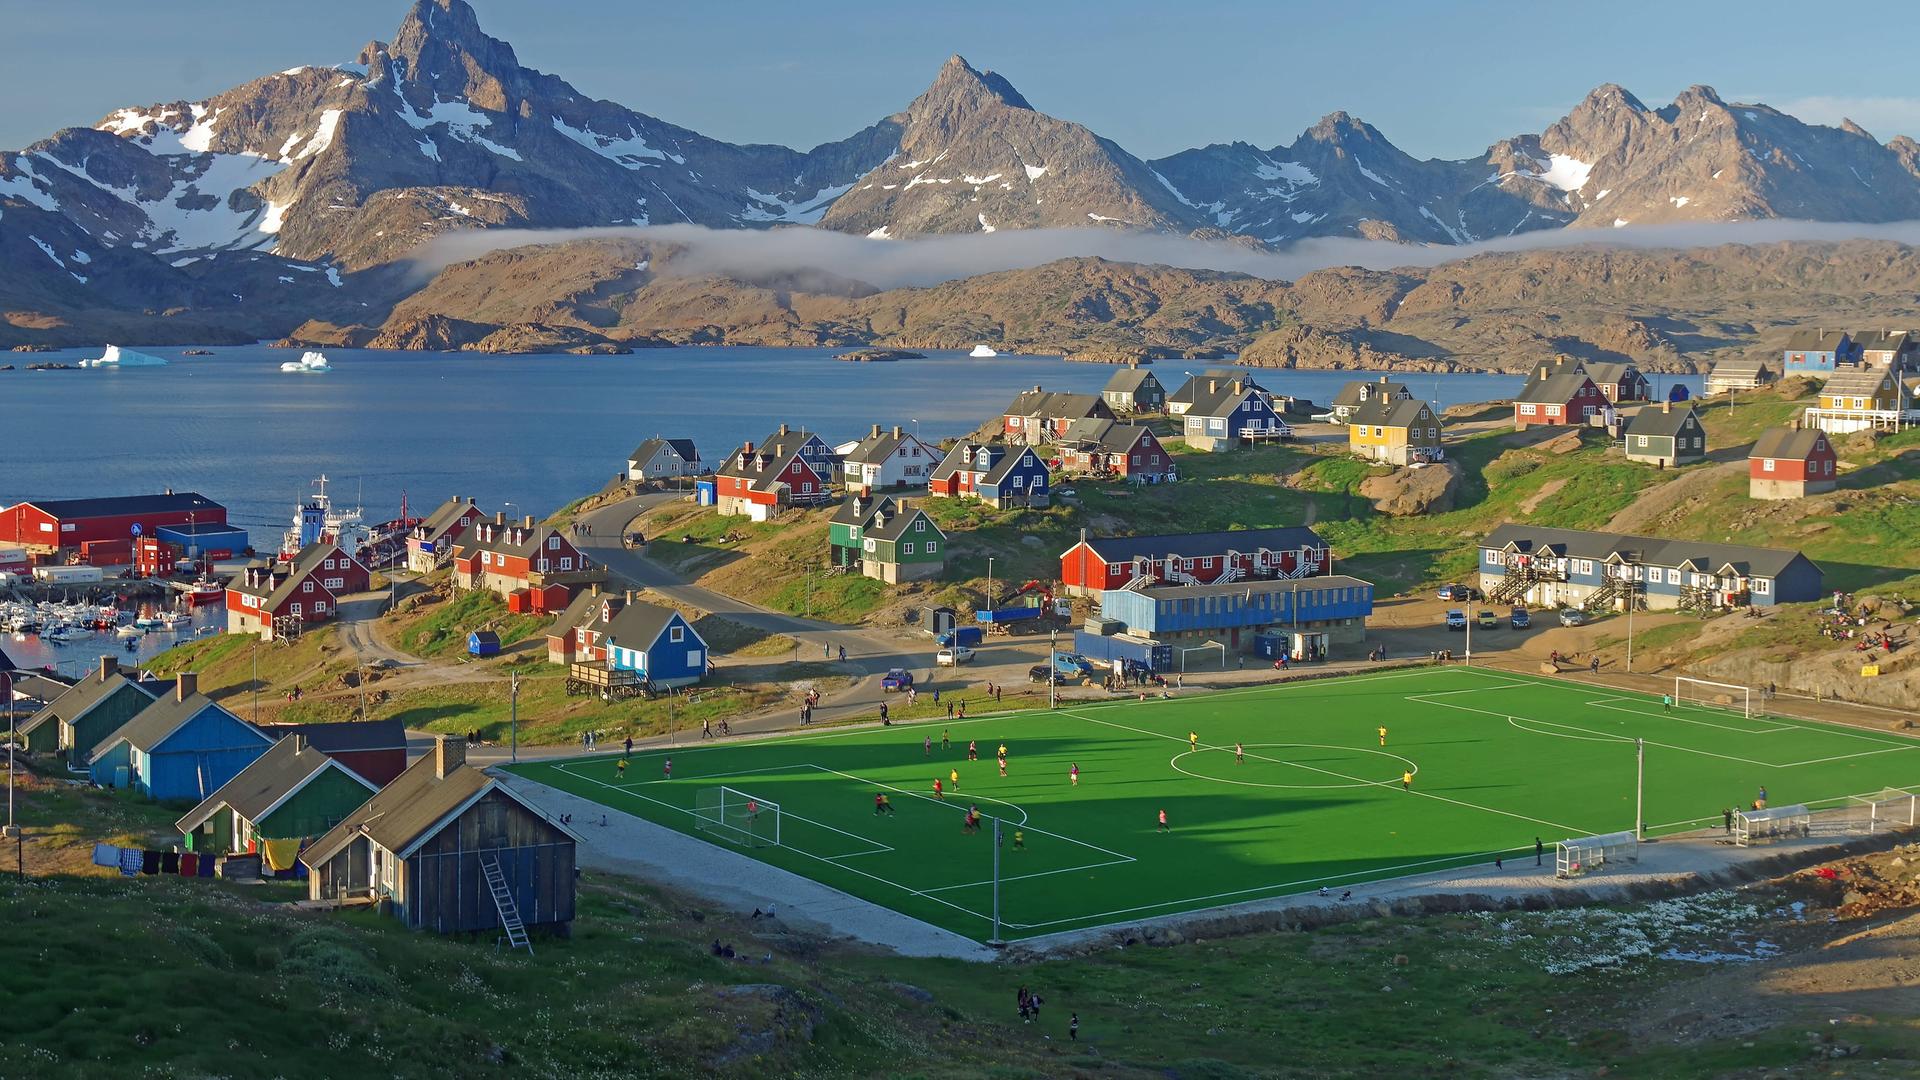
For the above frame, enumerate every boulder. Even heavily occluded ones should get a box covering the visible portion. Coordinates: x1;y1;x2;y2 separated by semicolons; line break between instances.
1358;460;1464;516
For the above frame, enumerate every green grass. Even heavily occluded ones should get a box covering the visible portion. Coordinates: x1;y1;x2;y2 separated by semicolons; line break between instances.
510;665;1920;943
394;589;548;658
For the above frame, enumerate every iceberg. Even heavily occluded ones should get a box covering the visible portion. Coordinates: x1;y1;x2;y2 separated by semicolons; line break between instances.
279;350;332;374
968;345;998;358
77;345;167;368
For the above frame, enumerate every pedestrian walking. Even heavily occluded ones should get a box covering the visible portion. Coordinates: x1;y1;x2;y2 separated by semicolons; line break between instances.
1534;837;1544;866
924;734;932;757
942;728;951;750
1722;807;1734;833
663;756;672;779
625;736;634;756
1589;655;1600;674
1069;1013;1079;1041
838;645;846;662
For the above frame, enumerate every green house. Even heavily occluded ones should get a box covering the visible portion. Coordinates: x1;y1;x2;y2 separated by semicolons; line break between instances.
176;733;378;858
829;493;946;584
18;657;165;767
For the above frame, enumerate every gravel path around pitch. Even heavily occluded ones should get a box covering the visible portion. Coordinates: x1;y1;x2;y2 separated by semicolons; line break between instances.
495;771;997;961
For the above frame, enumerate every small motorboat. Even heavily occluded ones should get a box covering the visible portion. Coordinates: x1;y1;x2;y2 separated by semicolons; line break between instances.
116;624;144;639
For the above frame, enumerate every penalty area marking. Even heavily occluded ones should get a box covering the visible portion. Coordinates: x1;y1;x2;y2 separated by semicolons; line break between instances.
1170;743;1420;790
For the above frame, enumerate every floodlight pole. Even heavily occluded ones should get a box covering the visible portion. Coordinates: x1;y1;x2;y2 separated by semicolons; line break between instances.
1635;737;1645;840
989;816;1005;946
1464;605;1472;667
1049;628;1057;709
510;671;520;763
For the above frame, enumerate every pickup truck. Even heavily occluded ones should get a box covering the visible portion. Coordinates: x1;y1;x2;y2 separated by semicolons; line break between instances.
936;646;975;666
1445;609;1468;631
1477;610;1499;629
881;668;914;691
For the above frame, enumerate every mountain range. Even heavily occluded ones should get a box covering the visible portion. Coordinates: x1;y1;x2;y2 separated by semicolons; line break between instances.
6;0;1920;352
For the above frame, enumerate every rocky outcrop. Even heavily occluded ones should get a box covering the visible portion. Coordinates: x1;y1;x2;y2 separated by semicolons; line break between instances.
365;313;490;351
1358;460;1464;515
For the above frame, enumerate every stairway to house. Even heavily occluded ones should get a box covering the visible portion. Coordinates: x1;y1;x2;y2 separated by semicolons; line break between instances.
481;855;532;955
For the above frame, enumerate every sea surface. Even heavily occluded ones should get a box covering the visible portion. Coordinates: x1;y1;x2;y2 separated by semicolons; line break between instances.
0;344;1593;549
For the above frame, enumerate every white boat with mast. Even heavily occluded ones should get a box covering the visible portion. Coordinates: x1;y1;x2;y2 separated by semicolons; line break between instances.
281;475;371;560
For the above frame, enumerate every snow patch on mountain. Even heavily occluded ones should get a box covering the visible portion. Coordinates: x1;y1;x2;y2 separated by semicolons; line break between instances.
550;116;683;167
1253;160;1317;186
978;212;995;233
736;181;855;224
295;110;343;160
29;235;63;266
1023;164;1047;181
1534;153;1593;193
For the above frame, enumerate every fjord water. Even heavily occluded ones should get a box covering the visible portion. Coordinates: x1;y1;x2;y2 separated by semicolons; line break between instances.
1;345;1558;549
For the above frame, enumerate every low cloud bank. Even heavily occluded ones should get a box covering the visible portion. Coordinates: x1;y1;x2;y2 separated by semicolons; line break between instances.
414;219;1920;290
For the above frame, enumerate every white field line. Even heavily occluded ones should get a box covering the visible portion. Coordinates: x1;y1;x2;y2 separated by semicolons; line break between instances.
920;856;1139;895
557;761;893;859
1580;697;1796;735
1059;709;1598;836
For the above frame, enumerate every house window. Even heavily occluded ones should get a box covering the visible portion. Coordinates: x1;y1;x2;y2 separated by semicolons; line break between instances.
914;520;926;532
1201;558;1214;569
1010;475;1024;489
1754;578;1770;595
925;541;937;554
302;581;314;593
548;537;560;550
481;551;492;566
1519;403;1537;416
1666;568;1680;584
670;625;685;643
322;558;335;570
864;539;876;552
537;558;549;572
1635;436;1648;447
1852;397;1865;409
903;543;915;555
1130;454;1140;465
1546;405;1561;417
1761;458;1775;472
314;601;328;614
289;603;302;616
1108;562;1124;576
560;557;572;570
798;482;811;494
325;577;343;590
1485;550;1500;566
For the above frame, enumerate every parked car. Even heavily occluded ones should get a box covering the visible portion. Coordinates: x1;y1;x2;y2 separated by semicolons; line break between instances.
1509;607;1531;629
1477;610;1498;629
1444;609;1467;631
1028;664;1067;685
1558;608;1588;627
936;646;975;666
881;668;914;691
1437;583;1481;601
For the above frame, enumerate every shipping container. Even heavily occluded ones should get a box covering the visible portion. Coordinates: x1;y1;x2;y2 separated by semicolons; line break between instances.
32;565;105;584
1073;630;1172;671
975;606;1045;624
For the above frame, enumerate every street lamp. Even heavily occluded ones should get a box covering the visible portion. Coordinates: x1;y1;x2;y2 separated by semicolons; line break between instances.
510;671;520;763
986;557;995;611
1048;628;1058;709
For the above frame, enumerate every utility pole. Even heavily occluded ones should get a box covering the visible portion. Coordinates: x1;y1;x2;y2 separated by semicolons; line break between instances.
357;662;366;719
3;671;18;879
510;672;520;764
1635;738;1645;840
989;816;1004;947
805;565;812;619
1464;603;1473;667
251;641;259;721
1049;628;1058;709
1625;571;1637;674
986;557;995;612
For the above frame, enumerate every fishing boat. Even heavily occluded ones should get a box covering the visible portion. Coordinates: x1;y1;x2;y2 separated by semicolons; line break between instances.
281;475;370;560
279;350;332;374
184;578;225;606
115;624;143;639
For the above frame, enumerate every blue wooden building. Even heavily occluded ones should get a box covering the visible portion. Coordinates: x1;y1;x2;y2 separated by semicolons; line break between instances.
1477;524;1824;612
976;445;1051;508
603;601;708;689
1098;574;1374;659
89;675;272;800
1781;329;1858;373
467;630;501;657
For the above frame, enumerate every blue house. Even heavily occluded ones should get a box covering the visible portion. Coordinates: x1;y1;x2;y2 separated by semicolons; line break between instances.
977;445;1050;509
1097;574;1374;659
1477;524;1823;613
603;602;708;689
1180;377;1291;451
467;630;501;657
1781;329;1858;373
89;676;272;800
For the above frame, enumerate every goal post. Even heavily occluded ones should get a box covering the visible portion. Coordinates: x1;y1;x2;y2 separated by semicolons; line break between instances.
1846;787;1920;834
1554;830;1639;878
693;786;781;848
1674;676;1755;718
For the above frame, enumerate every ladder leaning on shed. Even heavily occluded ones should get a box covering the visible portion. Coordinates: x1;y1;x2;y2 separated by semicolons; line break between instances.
480;855;532;955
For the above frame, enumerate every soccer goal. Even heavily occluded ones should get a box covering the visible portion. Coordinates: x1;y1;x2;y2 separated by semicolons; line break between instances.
1846;787;1920;835
1674;676;1755;718
1554;830;1639;878
1733;804;1810;847
693;786;781;848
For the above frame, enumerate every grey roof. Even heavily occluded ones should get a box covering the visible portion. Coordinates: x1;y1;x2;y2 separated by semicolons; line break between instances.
1516;372;1599;404
1584;362;1642;387
91;692;263;760
1136;573;1372;600
716;436;825;488
1749;427;1829;460
5;492;221;521
1183;379;1263;419
1481;524;1814;578
6;672;70;709
842;427;927;467
628;437;700;465
605;600;694;652
1853;329;1917;354
1348;396;1434;428
1072;527;1328;564
1102;368;1161;395
1331;378;1411;408
546;586;610;639
929;441;994;483
21;667;157;737
303;747;495;866
1624;403;1700;439
1003;389;1110;421
1057;418;1155;454
1710;358;1774;376
174;735;374;834
1821;367;1898;398
1784;329;1852;352
414;497;481;543
982;445;1047;485
454;522;563;562
265;718;407;755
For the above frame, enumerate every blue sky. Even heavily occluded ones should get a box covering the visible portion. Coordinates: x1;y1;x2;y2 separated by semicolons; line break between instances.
6;1;1920;158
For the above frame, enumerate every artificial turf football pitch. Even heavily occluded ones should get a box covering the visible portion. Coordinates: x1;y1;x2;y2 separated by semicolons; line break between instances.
506;666;1920;942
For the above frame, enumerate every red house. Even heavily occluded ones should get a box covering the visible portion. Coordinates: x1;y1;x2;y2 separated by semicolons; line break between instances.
1002;387;1115;444
1513;368;1607;429
1748;425;1839;500
406;496;485;573
451;514;598;602
260;719;409;787
1055;420;1176;483
545;585;629;666
714;436;831;522
0;492;226;555
1059;527;1330;596
226;557;340;641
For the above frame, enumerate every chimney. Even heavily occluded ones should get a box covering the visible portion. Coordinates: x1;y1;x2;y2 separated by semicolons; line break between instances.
176;671;199;702
1663;399;1672;413
778;423;790;436
871;423;882;438
590;583;602;597
1539;366;1549;379
1232;379;1244;395
1079;527;1088;543
1379;375;1388;383
1034;384;1043;393
291;733;307;755
97;656;118;681
434;734;466;779
523;514;535;528
1208;379;1218;394
892;425;903;439
861;485;873;499
494;511;506;526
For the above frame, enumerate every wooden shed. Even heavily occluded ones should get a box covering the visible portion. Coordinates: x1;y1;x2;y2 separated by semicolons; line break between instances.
301;737;578;938
467;630;502;657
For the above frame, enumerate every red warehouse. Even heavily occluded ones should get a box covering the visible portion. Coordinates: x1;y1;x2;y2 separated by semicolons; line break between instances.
1059;526;1330;597
0;492;226;554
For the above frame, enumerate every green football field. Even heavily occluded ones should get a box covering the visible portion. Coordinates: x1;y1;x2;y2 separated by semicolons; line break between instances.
506;666;1920;942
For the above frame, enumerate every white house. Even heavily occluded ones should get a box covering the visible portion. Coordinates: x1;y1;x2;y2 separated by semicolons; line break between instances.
839;425;939;490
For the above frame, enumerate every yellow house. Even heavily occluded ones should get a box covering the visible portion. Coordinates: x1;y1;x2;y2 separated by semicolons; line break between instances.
1347;397;1444;465
1806;367;1906;434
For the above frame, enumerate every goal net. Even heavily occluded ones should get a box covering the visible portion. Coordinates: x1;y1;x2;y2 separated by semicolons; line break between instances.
1845;787;1920;835
1554;830;1639;878
1674;676;1754;718
693;786;781;848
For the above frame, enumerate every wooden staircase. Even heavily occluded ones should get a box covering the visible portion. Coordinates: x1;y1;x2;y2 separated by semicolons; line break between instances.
481;855;532;955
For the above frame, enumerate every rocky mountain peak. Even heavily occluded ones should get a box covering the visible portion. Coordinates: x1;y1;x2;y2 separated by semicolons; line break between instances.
917;54;1034;114
387;0;526;112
